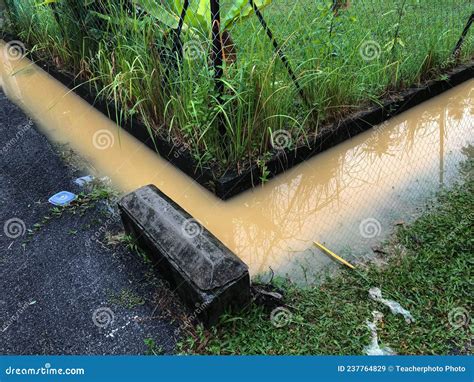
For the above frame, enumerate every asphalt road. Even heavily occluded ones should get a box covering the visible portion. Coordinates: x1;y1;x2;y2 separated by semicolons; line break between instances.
0;90;184;355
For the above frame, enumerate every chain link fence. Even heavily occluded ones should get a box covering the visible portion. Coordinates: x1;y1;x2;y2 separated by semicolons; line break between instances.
0;0;473;283
1;0;472;170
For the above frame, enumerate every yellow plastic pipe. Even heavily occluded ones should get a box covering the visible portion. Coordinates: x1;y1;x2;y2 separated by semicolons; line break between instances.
313;241;355;270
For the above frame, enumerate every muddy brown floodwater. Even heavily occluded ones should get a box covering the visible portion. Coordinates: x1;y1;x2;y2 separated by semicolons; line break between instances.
1;41;473;283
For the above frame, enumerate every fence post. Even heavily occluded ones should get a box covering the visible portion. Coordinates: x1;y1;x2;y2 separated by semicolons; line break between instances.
49;2;67;42
172;0;190;59
248;0;308;106
210;0;226;137
453;12;474;59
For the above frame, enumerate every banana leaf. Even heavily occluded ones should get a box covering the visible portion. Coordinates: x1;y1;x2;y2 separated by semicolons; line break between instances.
133;0;272;32
222;0;272;30
132;0;181;29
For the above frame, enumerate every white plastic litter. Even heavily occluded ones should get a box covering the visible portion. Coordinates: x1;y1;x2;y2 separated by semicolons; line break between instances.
74;175;94;187
363;311;395;356
369;287;415;324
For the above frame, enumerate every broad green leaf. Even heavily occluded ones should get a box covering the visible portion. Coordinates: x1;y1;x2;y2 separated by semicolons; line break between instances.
132;0;180;29
133;0;273;33
35;0;58;6
223;0;272;30
173;0;210;32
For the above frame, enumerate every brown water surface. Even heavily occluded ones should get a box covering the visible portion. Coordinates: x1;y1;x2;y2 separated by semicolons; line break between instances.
1;42;472;283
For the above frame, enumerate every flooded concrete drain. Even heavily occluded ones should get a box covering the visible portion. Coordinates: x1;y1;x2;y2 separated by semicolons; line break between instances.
1;41;472;326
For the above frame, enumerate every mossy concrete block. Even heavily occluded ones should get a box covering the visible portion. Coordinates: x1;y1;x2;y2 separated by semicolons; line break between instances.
118;184;251;326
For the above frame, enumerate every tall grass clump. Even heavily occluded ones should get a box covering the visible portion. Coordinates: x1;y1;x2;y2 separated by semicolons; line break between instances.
2;0;473;175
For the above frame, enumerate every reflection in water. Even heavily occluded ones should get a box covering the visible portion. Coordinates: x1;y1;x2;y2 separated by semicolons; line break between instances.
1;41;473;283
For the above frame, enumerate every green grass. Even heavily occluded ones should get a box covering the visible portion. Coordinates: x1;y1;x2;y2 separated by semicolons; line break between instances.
2;0;473;176
109;288;146;309
179;156;473;355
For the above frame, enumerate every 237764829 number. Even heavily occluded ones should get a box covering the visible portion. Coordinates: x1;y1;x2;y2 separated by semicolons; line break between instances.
338;365;387;372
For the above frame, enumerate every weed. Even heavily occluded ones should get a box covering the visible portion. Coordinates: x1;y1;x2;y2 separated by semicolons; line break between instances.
144;338;165;355
109;288;145;309
120;234;152;265
21;183;115;244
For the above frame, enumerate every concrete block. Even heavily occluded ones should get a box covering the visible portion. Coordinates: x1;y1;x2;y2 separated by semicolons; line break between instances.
118;185;251;326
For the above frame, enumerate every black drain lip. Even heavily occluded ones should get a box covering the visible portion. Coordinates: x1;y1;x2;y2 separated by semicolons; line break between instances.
216;61;474;199
3;34;472;200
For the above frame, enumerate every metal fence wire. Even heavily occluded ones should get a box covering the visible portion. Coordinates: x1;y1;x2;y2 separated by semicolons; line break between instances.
0;0;473;170
0;0;473;284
